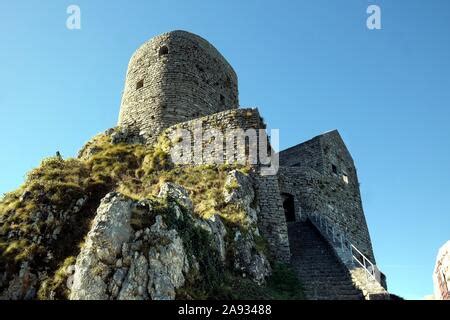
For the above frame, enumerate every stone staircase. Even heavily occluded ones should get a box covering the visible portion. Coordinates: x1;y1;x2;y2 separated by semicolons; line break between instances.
288;220;364;300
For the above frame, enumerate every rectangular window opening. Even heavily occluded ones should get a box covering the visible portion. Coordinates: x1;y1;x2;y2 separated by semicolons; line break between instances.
136;79;144;90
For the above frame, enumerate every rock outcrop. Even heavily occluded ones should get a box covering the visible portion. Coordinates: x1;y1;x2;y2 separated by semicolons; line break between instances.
68;181;271;300
223;170;271;284
70;193;135;299
69;192;190;300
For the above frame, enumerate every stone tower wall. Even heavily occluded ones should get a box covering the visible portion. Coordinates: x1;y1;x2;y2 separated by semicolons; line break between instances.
278;131;375;262
118;30;239;142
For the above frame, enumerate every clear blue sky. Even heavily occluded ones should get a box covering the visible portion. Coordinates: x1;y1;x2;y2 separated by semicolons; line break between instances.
1;1;449;300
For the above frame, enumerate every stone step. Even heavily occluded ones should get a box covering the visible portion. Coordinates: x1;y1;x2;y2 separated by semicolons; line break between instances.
288;220;364;300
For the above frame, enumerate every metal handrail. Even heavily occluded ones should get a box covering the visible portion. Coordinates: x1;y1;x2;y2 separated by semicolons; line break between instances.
308;212;380;284
350;244;377;282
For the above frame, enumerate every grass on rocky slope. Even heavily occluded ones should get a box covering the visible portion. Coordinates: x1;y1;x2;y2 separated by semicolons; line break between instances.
0;133;147;296
216;263;305;300
0;130;250;297
0;129;304;300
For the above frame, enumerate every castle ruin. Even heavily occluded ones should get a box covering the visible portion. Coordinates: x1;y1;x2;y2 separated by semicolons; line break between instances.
117;30;389;299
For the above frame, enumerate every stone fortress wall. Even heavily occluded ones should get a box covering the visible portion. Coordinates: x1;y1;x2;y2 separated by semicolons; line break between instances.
162;108;265;164
118;30;238;142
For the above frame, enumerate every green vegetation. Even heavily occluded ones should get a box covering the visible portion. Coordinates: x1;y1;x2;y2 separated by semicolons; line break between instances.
264;263;305;299
177;263;305;300
162;201;225;299
0;157;95;271
37;256;76;299
0;131;149;297
215;263;304;300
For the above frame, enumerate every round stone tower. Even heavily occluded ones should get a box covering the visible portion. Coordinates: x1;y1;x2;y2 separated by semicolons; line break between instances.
118;30;239;141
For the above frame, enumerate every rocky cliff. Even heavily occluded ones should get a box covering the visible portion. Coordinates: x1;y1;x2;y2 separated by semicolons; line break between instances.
0;127;303;300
